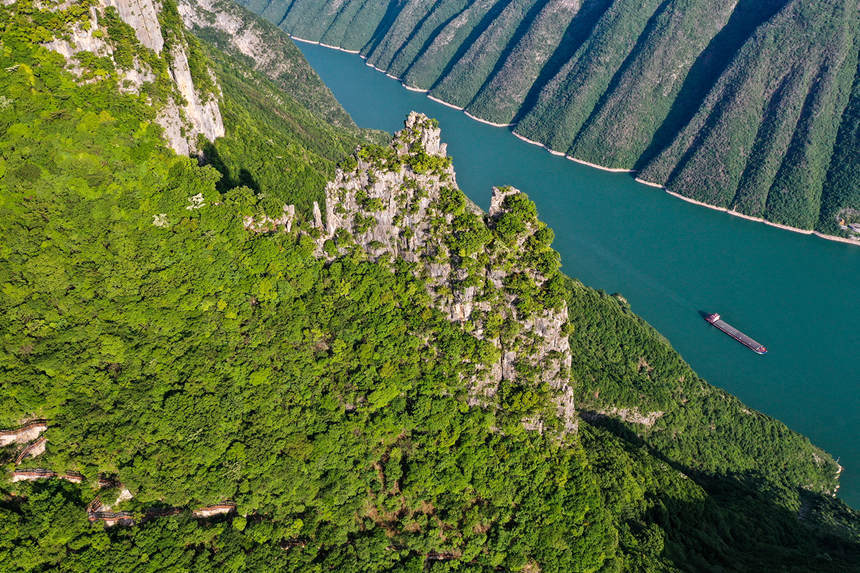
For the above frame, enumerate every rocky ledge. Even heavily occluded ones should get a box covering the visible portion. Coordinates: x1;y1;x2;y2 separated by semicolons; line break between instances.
317;112;576;432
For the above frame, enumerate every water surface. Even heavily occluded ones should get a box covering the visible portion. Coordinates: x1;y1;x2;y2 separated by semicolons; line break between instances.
298;43;860;506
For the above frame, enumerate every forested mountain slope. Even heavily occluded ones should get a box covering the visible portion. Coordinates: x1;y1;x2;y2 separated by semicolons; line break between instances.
178;0;357;131
1;0;859;570
239;0;860;239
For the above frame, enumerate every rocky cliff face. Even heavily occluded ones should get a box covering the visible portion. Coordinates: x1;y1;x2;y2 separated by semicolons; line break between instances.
176;0;357;130
319;113;576;431
43;0;224;155
162;38;224;155
44;6;120;76
105;0;164;52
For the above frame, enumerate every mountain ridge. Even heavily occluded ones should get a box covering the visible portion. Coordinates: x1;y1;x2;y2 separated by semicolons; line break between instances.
241;0;860;243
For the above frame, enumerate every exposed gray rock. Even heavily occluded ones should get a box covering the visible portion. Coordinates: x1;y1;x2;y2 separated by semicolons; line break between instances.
488;185;518;216
104;0;164;53
319;112;576;432
312;201;323;229
41;0;223;155
176;0;356;129
156;98;192;156
44;6;112;59
15;436;47;464
44;8;157;94
580;407;665;428
164;43;225;151
193;503;236;518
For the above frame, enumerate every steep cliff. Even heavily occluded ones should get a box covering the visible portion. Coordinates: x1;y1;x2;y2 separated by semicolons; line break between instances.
239;112;576;431
42;0;224;154
177;0;356;130
320;112;576;431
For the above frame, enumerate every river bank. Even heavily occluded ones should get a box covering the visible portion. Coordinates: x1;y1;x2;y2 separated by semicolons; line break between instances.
634;178;859;246
295;38;857;248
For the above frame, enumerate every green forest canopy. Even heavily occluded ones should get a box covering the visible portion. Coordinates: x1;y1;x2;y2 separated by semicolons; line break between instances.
0;1;858;571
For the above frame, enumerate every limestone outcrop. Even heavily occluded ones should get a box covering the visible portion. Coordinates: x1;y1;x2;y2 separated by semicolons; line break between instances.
161;40;224;155
319;113;576;431
42;0;223;155
176;0;355;129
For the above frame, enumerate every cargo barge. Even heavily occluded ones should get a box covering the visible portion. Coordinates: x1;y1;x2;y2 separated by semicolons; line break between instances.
704;313;767;354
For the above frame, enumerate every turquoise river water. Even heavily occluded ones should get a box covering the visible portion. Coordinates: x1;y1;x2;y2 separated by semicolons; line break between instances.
297;43;860;507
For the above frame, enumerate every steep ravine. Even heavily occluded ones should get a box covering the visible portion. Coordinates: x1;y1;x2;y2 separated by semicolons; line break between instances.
177;0;357;130
238;0;859;242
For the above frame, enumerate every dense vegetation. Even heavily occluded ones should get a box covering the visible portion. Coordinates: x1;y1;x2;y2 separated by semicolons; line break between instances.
1;0;859;570
0;8;614;569
201;39;373;217
565;280;840;494
240;0;860;236
176;0;390;217
179;0;360;131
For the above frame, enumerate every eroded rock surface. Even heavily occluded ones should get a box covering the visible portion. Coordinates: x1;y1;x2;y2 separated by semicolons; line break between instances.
42;0;223;155
320;113;576;431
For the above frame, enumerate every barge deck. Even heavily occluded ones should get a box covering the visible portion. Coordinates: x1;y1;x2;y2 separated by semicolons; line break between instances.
705;313;767;354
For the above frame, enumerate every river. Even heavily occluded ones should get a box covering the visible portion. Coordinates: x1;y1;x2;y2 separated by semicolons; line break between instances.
296;42;860;507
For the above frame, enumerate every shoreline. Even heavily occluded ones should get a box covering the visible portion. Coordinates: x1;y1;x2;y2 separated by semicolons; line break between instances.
663;188;814;234
289;35;319;46
637;179;858;246
463;111;514;128
567;155;636;173
634;177;664;189
291;36;359;54
298;39;859;248
513;133;637;172
812;231;859;246
427;94;464;111
512;131;553;150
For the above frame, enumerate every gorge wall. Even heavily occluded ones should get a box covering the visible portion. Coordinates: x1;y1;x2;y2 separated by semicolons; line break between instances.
176;0;357;130
45;0;224;155
4;0;858;565
325;113;576;431
238;0;859;240
245;112;578;432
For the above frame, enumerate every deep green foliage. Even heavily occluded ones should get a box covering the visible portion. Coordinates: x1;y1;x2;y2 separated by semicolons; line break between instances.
184;0;360;130
0;7;613;569
580;424;860;571
819;61;860;235
199;37;369;218
1;1;858;571
564;279;841;497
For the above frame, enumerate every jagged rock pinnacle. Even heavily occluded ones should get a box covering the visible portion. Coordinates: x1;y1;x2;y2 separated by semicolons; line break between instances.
321;113;576;433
